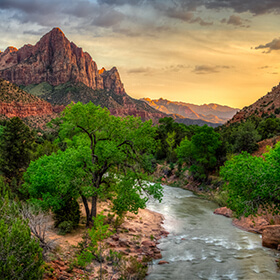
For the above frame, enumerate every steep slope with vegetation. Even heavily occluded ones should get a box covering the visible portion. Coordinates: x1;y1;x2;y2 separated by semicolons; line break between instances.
0;79;55;129
229;83;280;124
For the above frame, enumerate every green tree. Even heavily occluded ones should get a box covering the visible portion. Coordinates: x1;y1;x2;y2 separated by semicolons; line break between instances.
0;199;44;280
231;121;261;154
155;117;197;161
220;144;280;217
176;125;222;181
25;102;162;226
0;117;34;181
257;118;280;140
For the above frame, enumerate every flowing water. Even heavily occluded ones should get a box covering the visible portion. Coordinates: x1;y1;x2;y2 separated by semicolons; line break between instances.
146;185;280;280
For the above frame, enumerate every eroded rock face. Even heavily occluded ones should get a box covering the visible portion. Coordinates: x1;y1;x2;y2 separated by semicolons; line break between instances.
262;225;280;249
0;28;124;94
0;78;54;118
0;101;53;118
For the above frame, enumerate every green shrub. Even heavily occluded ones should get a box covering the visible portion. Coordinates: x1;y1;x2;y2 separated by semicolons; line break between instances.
0;199;44;280
58;221;74;235
53;198;80;231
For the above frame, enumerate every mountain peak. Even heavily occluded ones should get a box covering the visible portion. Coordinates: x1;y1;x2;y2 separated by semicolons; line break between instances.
0;27;125;95
4;46;18;53
98;67;106;74
39;27;67;45
48;27;65;37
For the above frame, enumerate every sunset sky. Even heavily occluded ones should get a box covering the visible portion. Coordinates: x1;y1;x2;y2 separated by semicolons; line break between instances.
1;0;280;109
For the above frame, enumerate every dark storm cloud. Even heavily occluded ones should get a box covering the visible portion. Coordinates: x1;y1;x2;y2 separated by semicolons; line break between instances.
96;0;280;15
23;28;50;35
91;9;124;27
221;15;250;27
165;8;213;25
127;64;190;75
97;0;146;5
0;0;125;28
127;67;153;74
181;0;280;15
193;65;231;74
1;0;280;33
255;38;280;53
0;0;58;15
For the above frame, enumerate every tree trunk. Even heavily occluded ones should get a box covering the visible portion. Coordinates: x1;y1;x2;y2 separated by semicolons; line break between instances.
91;195;97;219
81;195;91;227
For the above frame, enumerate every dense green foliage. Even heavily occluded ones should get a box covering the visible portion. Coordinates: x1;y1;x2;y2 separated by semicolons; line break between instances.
220;143;280;217
0;117;34;181
25;102;163;226
218;115;280;154
155;117;198;162
0;198;44;280
176;125;222;181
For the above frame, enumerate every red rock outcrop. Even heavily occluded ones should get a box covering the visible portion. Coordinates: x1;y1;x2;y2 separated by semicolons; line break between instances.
262;225;280;249
0;79;55;126
0;101;53;118
0;27;124;95
213;207;233;218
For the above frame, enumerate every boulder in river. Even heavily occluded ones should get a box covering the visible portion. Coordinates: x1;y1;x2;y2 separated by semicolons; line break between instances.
262;225;280;249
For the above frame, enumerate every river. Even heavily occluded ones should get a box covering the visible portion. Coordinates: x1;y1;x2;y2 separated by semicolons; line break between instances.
146;185;280;280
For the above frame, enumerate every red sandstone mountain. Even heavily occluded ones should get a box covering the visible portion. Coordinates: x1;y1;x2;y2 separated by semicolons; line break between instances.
142;98;239;124
0;28;124;94
229;83;280;124
0;28;169;122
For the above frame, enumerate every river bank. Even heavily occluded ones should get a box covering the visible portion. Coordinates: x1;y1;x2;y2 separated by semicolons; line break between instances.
44;201;167;279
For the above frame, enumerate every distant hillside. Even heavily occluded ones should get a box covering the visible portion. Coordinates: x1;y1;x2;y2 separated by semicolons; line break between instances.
142;98;239;124
229;83;280;124
0;79;55;129
175;117;220;128
21;81;167;123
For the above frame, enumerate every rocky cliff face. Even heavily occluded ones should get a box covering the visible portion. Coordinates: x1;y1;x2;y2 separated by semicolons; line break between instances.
0;28;124;95
0;101;53;118
0;79;54;120
229;83;280;124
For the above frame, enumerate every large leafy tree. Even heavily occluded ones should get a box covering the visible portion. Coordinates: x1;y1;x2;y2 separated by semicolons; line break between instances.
25;102;162;226
220;143;280;217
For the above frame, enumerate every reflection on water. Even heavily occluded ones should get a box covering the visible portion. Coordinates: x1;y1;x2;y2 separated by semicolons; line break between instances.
147;186;280;280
